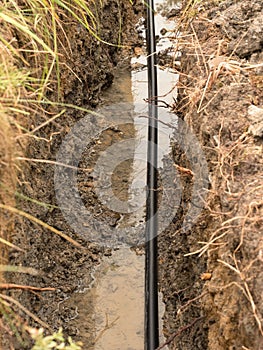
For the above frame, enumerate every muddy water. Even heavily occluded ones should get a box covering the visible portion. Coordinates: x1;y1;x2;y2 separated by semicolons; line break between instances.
73;1;179;349
92;248;144;349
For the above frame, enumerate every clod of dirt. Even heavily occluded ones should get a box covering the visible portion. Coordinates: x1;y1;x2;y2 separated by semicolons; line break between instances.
211;0;263;58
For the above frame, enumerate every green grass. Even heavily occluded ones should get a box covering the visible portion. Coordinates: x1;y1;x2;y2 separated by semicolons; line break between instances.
0;0;99;99
29;327;82;350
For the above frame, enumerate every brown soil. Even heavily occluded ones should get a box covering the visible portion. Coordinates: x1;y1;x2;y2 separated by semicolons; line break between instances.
159;0;263;349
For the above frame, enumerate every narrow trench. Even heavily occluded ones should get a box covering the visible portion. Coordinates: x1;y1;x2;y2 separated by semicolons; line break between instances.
65;2;180;349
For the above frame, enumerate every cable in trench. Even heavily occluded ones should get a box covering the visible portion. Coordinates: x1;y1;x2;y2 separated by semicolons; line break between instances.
145;1;159;349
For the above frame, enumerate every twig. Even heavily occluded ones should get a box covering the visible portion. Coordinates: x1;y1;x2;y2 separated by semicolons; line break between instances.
174;164;194;177
144;98;173;109
16;157;92;173
0;284;55;292
0;294;51;330
0;237;24;252
190;23;208;75
93;314;119;344
177;292;208;315
156;316;204;350
0;204;83;248
138;114;176;130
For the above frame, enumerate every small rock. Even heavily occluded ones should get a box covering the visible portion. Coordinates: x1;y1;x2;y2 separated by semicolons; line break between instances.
201;272;212;281
160;28;168;36
134;46;143;57
247;105;263;137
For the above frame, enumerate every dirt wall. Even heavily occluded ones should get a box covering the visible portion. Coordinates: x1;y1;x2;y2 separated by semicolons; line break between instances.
159;0;263;349
4;1;141;349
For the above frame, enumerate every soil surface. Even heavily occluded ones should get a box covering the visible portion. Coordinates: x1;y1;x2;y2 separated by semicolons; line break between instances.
158;0;263;349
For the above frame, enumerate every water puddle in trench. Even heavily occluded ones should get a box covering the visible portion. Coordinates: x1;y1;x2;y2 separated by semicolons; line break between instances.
67;1;180;348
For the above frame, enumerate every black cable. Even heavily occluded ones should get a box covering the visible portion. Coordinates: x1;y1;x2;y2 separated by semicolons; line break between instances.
145;0;159;349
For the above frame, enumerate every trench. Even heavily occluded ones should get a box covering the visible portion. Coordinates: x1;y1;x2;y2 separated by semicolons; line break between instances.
58;1;180;349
